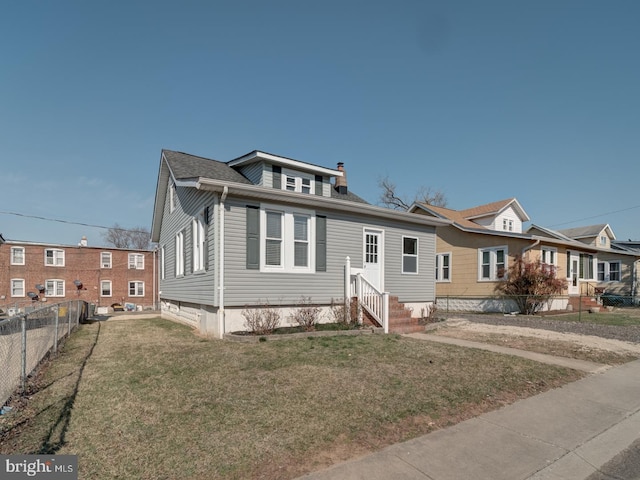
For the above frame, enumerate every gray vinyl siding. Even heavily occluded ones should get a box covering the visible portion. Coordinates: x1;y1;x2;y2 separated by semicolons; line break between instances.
222;198;436;306
158;183;218;305
237;161;264;186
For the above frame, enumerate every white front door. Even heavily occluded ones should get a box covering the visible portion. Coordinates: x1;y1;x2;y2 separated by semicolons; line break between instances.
567;251;580;295
363;229;383;291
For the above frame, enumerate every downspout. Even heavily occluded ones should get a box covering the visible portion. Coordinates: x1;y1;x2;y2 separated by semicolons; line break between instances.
153;247;157;310
521;239;540;258
218;186;228;339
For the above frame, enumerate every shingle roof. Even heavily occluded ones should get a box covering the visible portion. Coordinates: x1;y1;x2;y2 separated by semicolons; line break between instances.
418;204;482;229
163;150;252;184
162;149;369;204
415;198;527;230
558;224;609;239
330;188;369;204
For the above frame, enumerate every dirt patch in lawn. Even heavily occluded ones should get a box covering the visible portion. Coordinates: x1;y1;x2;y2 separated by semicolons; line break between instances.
430;319;640;365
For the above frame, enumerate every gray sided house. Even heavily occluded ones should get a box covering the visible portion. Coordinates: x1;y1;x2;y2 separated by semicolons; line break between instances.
151;149;450;337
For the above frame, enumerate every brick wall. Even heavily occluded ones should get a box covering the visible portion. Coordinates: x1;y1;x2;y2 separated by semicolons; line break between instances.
0;241;156;312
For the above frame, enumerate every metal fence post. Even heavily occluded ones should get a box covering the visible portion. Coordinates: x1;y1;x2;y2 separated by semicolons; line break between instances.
54;306;59;352
578;293;582;321
21;314;27;394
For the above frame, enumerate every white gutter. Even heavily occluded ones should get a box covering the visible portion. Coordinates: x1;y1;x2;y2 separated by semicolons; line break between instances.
193;179;452;228
218;186;228;339
522;239;540;257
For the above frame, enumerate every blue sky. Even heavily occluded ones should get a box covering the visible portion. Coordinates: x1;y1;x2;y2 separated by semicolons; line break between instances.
2;0;639;246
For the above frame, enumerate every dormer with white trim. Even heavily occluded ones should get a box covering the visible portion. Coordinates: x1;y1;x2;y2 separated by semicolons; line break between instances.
227;151;343;198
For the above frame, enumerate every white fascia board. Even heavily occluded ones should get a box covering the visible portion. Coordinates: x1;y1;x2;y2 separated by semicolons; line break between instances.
227;151;342;177
408;202;447;218
531;235;599;253
195;179;451;228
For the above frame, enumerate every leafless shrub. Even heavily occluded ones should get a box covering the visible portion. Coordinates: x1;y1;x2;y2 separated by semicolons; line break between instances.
420;304;439;323
329;298;357;326
289;296;322;331
242;301;281;335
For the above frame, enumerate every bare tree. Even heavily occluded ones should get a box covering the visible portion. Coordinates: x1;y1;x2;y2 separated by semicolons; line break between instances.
378;176;448;210
102;223;151;250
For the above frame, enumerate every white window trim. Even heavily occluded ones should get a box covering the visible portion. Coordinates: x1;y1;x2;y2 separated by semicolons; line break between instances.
281;168;315;194
192;210;206;272
401;236;419;275
44;249;65;267
478;246;508;281
45;279;65;297
169;181;176;213
128;253;144;270
436;252;452;282
11;279;25;297
11;247;25;265
101;251;112;269
100;280;113;297
598;261;621;282
260;203;315;273
579;253;595;280
541;247;558;266
160;245;166;280
175;231;185;277
129;281;145;297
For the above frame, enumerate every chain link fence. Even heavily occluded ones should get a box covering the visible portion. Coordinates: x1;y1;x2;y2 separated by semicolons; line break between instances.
0;300;88;407
435;294;639;320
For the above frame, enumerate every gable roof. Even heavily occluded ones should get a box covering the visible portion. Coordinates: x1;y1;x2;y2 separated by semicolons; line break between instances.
459;198;530;222
557;224;615;241
409;198;529;235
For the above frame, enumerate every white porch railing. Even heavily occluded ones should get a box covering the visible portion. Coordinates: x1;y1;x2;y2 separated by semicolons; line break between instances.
345;256;389;333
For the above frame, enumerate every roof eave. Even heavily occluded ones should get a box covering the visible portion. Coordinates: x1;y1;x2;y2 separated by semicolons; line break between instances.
227;151;342;177
196;179;451;228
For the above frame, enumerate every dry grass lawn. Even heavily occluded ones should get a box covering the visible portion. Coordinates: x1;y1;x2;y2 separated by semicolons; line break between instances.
0;318;584;479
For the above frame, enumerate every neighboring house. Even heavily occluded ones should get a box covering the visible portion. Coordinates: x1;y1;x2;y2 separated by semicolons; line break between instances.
0;237;156;314
150;149;450;338
531;224;639;299
409;199;640;312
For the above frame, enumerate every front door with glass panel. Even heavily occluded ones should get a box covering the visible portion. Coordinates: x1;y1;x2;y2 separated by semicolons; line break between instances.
363;229;383;291
567;251;580;295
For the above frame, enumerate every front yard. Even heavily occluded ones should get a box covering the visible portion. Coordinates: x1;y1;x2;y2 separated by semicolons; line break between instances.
0;317;584;479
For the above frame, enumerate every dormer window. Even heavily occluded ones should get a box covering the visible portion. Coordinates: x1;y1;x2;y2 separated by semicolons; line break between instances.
503;219;513;232
600;235;607;246
283;168;314;194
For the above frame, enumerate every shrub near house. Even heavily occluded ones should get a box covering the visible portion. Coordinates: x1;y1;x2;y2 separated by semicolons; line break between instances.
495;255;567;315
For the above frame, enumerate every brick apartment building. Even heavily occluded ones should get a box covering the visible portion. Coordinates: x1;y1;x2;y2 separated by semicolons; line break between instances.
0;236;157;314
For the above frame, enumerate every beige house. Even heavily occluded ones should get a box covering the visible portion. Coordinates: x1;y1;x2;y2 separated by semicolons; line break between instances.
529;224;639;298
409;199;639;312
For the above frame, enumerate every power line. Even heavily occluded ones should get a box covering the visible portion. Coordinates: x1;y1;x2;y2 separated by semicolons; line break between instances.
0;210;149;234
548;204;640;228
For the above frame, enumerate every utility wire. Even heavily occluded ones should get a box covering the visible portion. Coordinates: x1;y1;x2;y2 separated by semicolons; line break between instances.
548;204;640;228
0;210;148;234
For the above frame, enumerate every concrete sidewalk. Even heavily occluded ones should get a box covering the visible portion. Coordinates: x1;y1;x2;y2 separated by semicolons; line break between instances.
409;333;612;374
298;357;640;480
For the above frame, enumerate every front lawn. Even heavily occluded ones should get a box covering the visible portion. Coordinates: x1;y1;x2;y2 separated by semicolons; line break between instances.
545;308;640;326
0;318;583;479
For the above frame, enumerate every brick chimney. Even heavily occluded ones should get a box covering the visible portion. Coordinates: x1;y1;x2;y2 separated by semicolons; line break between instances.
334;162;348;194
